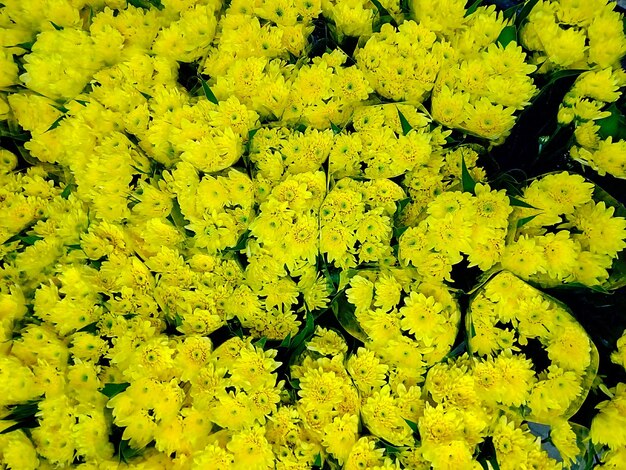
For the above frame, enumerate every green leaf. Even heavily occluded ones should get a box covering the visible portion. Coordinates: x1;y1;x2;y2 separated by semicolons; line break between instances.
515;0;540;27
404;419;418;433
461;156;476;194
508;196;537;209
118;439;141;463
393;226;408;239
15;41;34;50
198;76;218;104
0;124;29;141
394;197;411;221
127;0;163;9
77;321;98;333
0;420;38;434
444;340;467;360
382;443;402;455
330;122;341;135
397;109;413;136
4;234;44;246
597;103;626;141
60;183;73;199
3;400;40;421
313;453;322;467
100;383;130;399
47;115;65;131
400;0;411;15
254;336;267;349
465;0;482;17
468;319;476;339
290;312;315;351
248;128;259;141
222;230;250;253
168;199;189;233
503;4;520;19
371;0;398;28
50;21;63;30
331;292;368;343
496;25;517;47
545;69;586;88
517;214;538;228
279;333;292;348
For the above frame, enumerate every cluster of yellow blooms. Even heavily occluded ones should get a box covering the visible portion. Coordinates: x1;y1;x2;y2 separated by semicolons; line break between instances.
432;9;538;142
561;68;626;179
468;272;597;423
521;0;626;71
346;269;461;366
1;0;626;468
521;0;626;179
504;172;626;287
400;183;512;279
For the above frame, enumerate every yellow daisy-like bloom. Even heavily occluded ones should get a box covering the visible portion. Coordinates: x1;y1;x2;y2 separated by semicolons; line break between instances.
227;425;275;470
175;336;213;381
550;420;580;465
422;440;478;470
570;201;626;257
463;98;516;141
399;291;445;341
298;367;346;410
345;275;374;313
473;183;512;228
492;350;536;406
321;414;359;464
361;385;414;446
346;347;388;394
590;383;626;450
419;403;464;446
501;235;547;280
546;322;591;374
344;437;385;470
373;274;402;312
306;326;348;357
192;444;235;470
537;231;581;281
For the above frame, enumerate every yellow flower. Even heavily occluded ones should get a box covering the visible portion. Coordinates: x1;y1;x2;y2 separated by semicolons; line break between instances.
463;98;516;140
192;444;235;470
306;326;348;357
537;231;581;281
344;437;385;470
492;350;536;406
362;385;414;446
227;425;275;470
432;85;469;127
419;403;464;446
550;420;579;464
0;430;40;470
322;414;359;464
174;336;213;381
422;440;477;470
546;322;591;374
298;367;346;409
501;235;547;280
400;291;445;342
611;330;626;369
591;383;626;450
346;275;374;313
